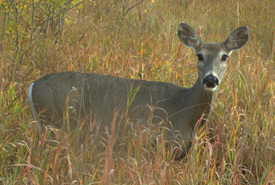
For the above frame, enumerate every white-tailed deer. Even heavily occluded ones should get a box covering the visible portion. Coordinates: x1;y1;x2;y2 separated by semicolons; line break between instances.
28;23;248;159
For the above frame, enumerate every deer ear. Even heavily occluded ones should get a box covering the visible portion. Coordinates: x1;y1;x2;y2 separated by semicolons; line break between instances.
223;26;248;51
178;23;202;51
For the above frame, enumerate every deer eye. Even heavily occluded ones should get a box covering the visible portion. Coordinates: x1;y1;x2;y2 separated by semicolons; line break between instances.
196;54;204;61
221;55;228;61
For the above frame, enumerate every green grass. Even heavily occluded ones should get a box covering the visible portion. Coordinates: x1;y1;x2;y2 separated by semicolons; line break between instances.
0;0;274;184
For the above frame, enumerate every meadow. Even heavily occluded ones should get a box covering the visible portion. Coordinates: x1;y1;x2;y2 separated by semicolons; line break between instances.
0;0;274;184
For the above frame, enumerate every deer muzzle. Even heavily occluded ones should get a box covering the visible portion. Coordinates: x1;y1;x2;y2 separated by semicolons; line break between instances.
203;75;219;91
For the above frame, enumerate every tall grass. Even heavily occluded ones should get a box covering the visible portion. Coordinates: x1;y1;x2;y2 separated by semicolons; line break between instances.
0;0;274;184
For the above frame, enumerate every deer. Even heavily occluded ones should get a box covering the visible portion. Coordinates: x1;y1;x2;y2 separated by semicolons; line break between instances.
27;23;248;159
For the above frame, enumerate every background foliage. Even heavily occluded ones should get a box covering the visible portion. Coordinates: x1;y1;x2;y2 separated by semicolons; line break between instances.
0;0;274;184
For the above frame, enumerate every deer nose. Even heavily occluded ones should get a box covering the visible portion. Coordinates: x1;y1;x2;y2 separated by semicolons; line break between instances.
203;75;219;88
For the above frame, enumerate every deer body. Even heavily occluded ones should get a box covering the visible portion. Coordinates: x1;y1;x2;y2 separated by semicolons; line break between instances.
28;23;248;158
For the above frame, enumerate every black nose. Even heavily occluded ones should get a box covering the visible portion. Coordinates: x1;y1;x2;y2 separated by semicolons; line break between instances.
203;75;219;88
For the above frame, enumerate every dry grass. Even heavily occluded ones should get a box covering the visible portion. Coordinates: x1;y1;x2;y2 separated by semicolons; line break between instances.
0;0;274;184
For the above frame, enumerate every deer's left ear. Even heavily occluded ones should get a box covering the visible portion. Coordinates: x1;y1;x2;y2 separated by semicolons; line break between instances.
178;23;203;51
223;26;248;51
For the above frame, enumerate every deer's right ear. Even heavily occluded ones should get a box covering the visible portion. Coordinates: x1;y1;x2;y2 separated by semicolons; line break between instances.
178;23;202;51
223;26;248;51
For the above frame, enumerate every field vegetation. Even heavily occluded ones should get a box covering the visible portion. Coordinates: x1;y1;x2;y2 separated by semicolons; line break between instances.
0;0;274;184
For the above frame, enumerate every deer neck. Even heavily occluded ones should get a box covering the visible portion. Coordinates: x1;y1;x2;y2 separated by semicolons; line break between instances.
174;78;216;130
191;78;216;104
190;78;216;128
